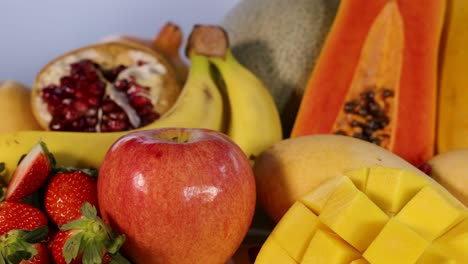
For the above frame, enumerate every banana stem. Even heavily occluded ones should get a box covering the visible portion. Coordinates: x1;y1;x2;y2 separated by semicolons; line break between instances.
185;25;229;59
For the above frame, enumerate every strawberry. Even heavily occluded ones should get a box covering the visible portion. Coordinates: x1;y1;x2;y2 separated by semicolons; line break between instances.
44;168;98;226
0;227;50;264
26;242;51;264
0;201;48;235
5;141;56;201
49;202;129;264
0;201;50;263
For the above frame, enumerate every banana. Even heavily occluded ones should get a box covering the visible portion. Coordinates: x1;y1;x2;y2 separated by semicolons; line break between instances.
189;25;283;162
211;50;283;162
0;53;224;181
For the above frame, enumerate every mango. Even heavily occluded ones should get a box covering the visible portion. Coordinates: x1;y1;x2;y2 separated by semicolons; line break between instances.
254;236;297;264
350;259;369;264
363;218;429;264
270;202;320;262
362;167;429;216
318;178;389;252
300;176;353;214
302;229;360;264
395;186;465;241
253;134;432;222
254;167;468;264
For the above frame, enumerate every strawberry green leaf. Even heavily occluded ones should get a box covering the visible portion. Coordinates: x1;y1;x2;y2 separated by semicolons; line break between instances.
6;250;32;264
54;167;98;179
63;232;84;264
0;226;48;264
80;202;97;219
22;226;48;244
108;253;131;264
105;234;126;255
60;203;128;264
82;240;104;264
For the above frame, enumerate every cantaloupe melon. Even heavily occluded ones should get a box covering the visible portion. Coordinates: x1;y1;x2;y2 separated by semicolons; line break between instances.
221;0;340;136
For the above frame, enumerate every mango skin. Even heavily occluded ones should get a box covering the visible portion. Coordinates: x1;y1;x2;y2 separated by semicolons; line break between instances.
253;134;432;222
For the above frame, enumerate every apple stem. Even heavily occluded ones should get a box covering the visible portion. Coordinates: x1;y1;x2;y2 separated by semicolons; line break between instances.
185;25;229;59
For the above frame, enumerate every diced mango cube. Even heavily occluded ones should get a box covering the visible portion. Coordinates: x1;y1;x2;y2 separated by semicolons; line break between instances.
254;236;298;264
350;258;370;264
432;216;468;262
319;181;389;252
271;202;320;262
363;218;429;264
301;229;361;264
344;167;369;191
300;176;356;214
416;244;457;264
395;186;465;241
364;166;428;215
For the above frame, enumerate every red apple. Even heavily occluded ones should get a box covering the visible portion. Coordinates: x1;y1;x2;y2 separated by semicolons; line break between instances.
97;127;256;264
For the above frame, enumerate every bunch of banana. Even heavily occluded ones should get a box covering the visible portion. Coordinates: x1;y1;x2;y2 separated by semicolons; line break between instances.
0;25;282;180
189;25;283;162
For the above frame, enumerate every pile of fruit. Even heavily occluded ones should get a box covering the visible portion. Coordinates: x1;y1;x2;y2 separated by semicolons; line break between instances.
0;0;468;263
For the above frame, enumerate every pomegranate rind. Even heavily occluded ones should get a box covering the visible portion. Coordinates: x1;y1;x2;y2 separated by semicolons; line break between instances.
31;42;181;131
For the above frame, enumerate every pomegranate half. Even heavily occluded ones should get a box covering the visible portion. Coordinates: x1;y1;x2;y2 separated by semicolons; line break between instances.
31;42;181;132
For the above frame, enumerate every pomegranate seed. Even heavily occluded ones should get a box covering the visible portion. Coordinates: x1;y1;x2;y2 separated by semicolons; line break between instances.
76;80;89;91
136;104;153;115
89;82;105;96
130;95;151;108
75;90;85;99
127;84;149;95
64;108;81;122
114;80;128;91
71;118;85;130
108;112;127;121
85;108;97;116
87;97;100;107
101;101;117;113
107;120;129;131
85;117;98;126
50;119;65;131
73;101;88;113
60;76;75;88
61;98;72;106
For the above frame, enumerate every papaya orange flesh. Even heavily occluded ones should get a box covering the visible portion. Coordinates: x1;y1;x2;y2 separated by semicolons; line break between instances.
291;0;445;166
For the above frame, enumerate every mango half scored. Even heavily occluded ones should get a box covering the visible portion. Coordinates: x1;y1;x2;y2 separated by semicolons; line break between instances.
255;167;467;264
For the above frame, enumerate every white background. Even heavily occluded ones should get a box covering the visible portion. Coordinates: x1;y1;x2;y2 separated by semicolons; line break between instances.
0;0;240;86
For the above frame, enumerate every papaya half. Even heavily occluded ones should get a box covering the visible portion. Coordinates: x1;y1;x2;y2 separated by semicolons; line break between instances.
437;0;468;154
291;0;445;166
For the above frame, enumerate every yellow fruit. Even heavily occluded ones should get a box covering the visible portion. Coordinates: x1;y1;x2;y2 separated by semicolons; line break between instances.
426;148;468;207
0;81;41;133
363;218;430;264
255;167;467;264
253;134;431;222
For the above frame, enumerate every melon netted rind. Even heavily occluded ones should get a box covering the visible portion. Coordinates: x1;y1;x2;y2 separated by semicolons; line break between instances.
221;0;340;136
